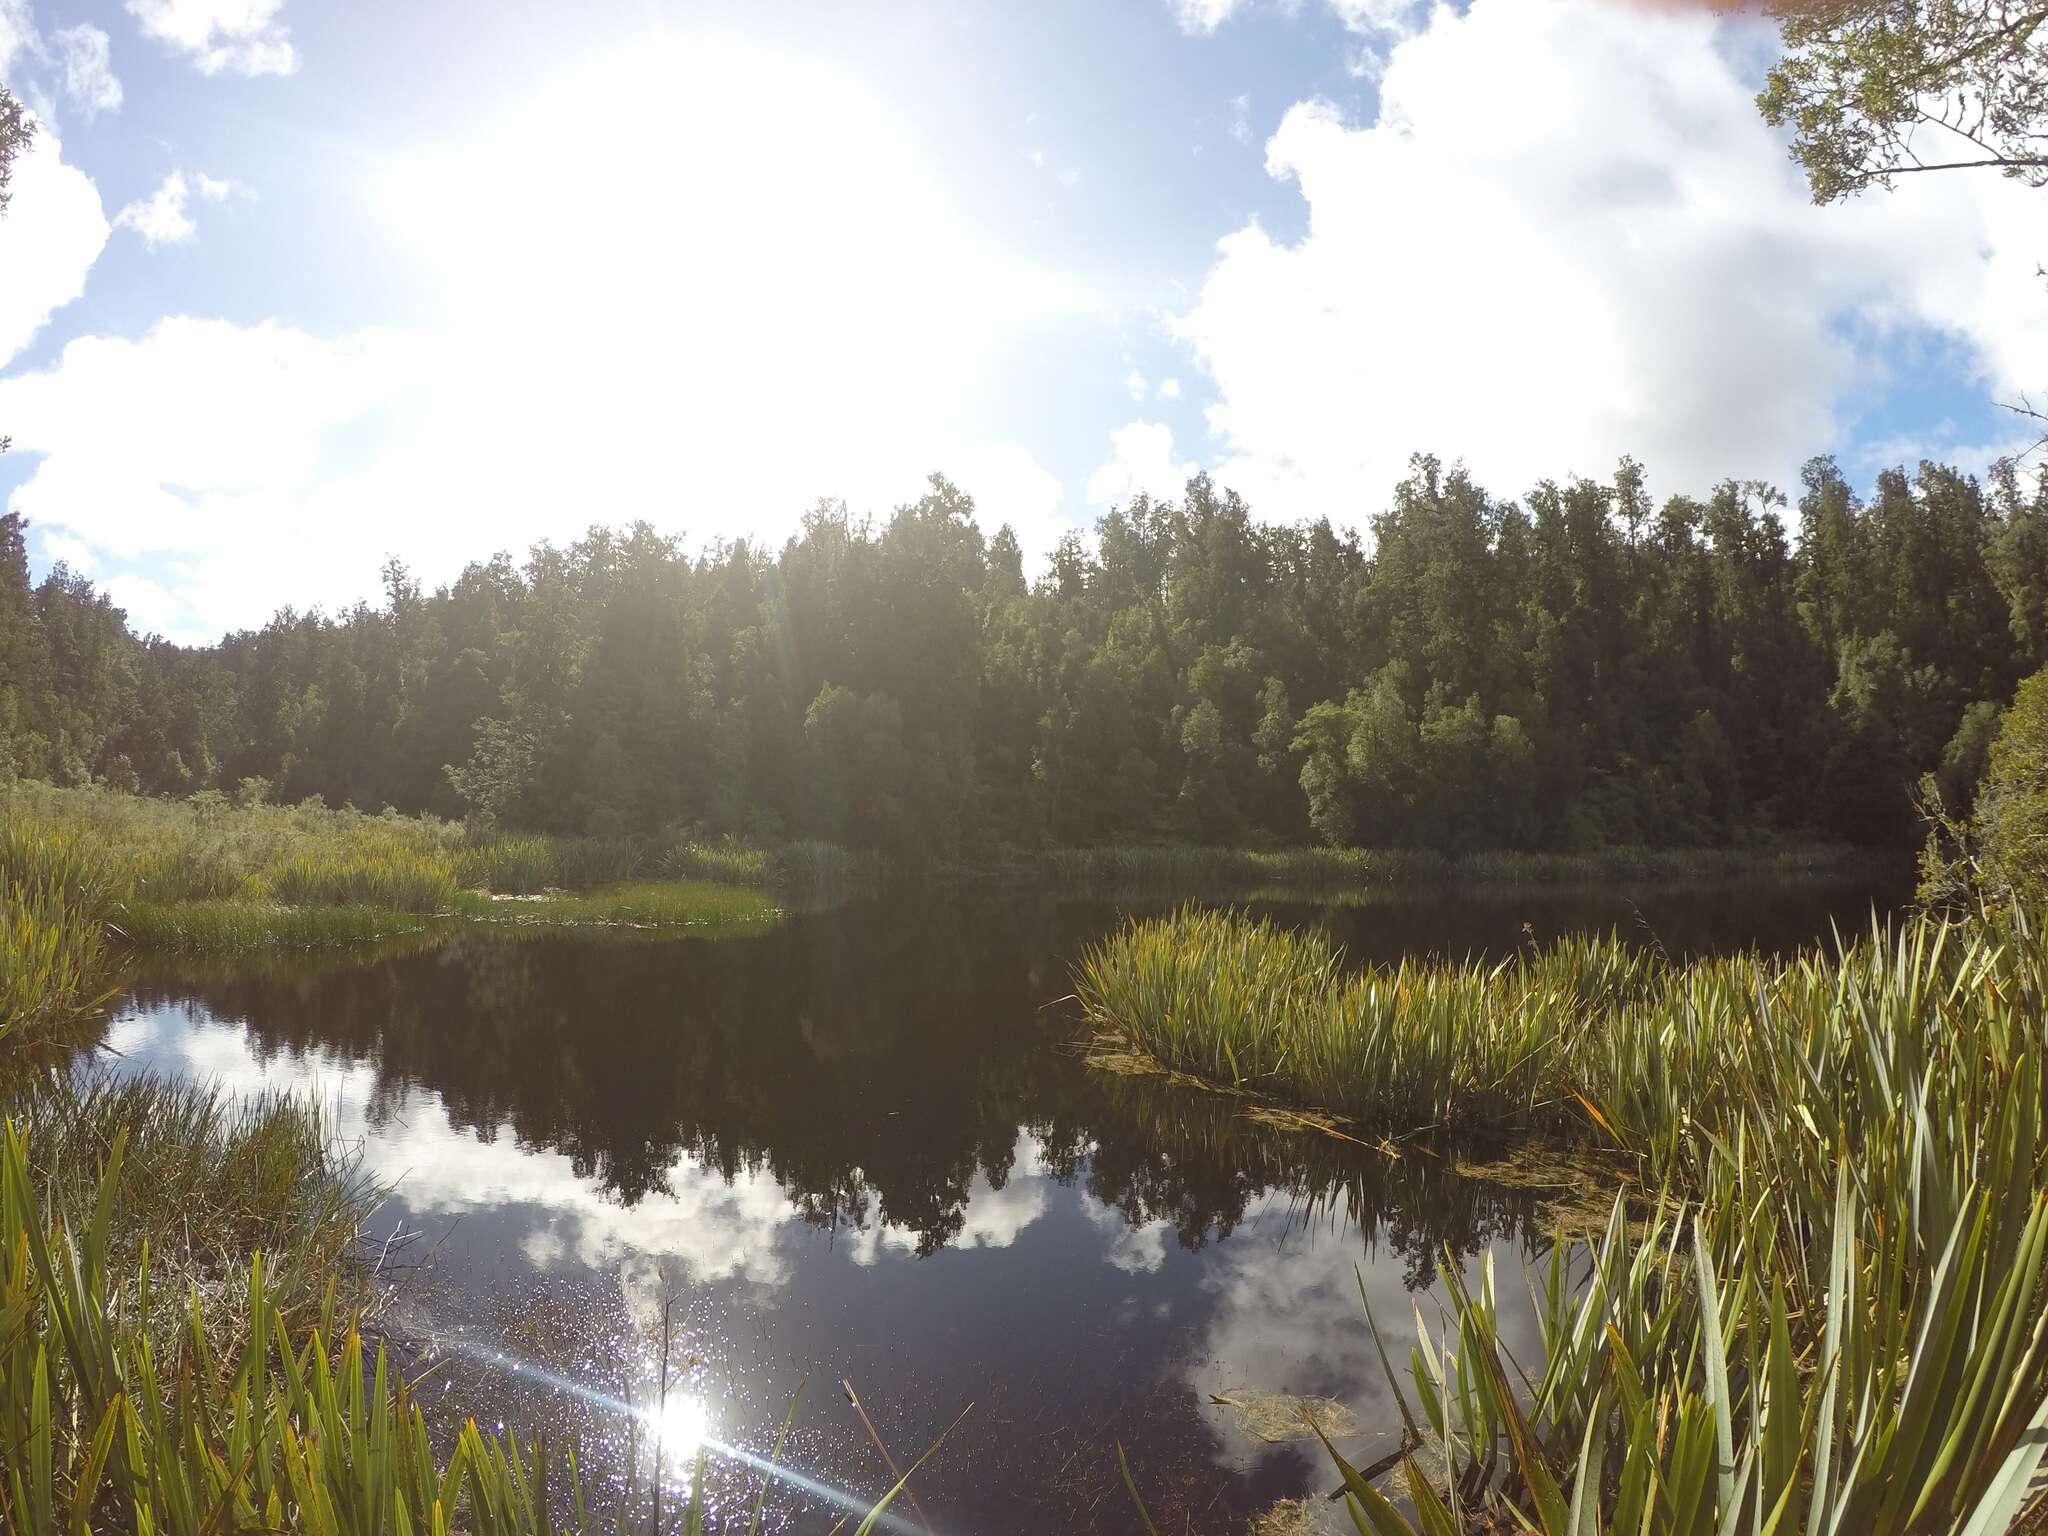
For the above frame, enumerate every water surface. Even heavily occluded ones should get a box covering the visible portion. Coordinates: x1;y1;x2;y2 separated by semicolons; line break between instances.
101;877;1902;1533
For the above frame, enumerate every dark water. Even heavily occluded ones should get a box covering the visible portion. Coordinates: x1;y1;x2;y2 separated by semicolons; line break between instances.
101;877;1903;1534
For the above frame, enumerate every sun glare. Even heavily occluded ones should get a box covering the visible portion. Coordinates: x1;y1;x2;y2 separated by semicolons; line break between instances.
371;33;1081;551
653;1394;711;1457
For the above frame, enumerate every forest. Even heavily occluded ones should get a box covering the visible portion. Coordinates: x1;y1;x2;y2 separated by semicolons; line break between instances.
3;451;2045;858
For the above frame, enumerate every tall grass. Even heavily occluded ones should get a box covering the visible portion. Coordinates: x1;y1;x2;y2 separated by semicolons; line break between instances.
266;846;458;912
1077;908;1662;1135
454;833;559;893
7;1074;376;1342
0;820;119;1060
1096;906;2048;1532
116;900;436;952
0;790;815;961
4;783;867;897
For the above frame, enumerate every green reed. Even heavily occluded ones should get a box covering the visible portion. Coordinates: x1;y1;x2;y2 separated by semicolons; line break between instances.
115;901;436;951
453;833;560;893
1101;906;2048;1532
1076;907;1663;1136
0;821;119;1061
263;845;459;912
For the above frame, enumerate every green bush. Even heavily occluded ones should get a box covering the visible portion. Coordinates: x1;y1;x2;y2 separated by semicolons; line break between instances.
1977;664;2048;907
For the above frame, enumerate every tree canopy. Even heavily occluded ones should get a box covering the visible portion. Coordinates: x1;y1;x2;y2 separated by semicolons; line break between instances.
3;452;2043;859
1761;0;2048;201
0;83;29;219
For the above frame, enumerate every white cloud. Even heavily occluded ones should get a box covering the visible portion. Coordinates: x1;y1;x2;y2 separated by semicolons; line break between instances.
1173;0;1246;36
1087;421;1198;507
0;0;37;78
102;1002;807;1288
125;0;294;76
4;38;1083;639
1124;368;1148;401
1326;0;1429;45
0;124;109;369
53;24;120;118
112;166;235;247
35;528;94;572
1174;0;2048;522
1158;377;1182;399
1080;1195;1171;1274
846;1132;1053;1264
113;170;195;245
0;317;413;629
1227;93;1252;145
104;571;185;634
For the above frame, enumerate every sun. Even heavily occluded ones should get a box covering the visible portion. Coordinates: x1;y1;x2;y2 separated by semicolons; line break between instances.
653;1394;711;1457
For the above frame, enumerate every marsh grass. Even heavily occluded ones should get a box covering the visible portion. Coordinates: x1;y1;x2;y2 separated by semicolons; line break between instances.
266;845;458;912
1078;908;1663;1137
1;791;800;969
451;880;781;931
9;1073;376;1339
116;900;436;951
453;833;558;893
1099;906;2048;1532
5;782;861;898
0;821;120;1062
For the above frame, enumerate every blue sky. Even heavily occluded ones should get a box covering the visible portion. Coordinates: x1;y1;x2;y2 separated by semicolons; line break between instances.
1;0;2043;641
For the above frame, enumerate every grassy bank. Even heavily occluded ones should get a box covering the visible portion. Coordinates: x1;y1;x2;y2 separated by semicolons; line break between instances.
1087;906;2048;1532
0;780;860;900
0;786;797;952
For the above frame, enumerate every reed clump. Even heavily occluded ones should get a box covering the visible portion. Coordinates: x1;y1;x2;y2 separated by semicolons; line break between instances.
1077;908;1663;1136
0;820;119;1061
1100;906;2048;1533
265;844;458;912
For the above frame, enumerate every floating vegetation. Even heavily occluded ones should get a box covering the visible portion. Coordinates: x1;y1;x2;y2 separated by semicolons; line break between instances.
1210;1390;1362;1444
449;879;781;931
1250;1497;1327;1536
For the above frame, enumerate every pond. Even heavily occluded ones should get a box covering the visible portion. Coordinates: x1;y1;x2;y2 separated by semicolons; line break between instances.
96;875;1904;1534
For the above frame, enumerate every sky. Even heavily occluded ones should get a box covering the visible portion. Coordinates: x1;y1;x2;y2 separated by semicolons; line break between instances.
0;0;2044;643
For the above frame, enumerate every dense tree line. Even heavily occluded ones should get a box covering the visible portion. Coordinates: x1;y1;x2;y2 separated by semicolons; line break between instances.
2;452;2045;857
